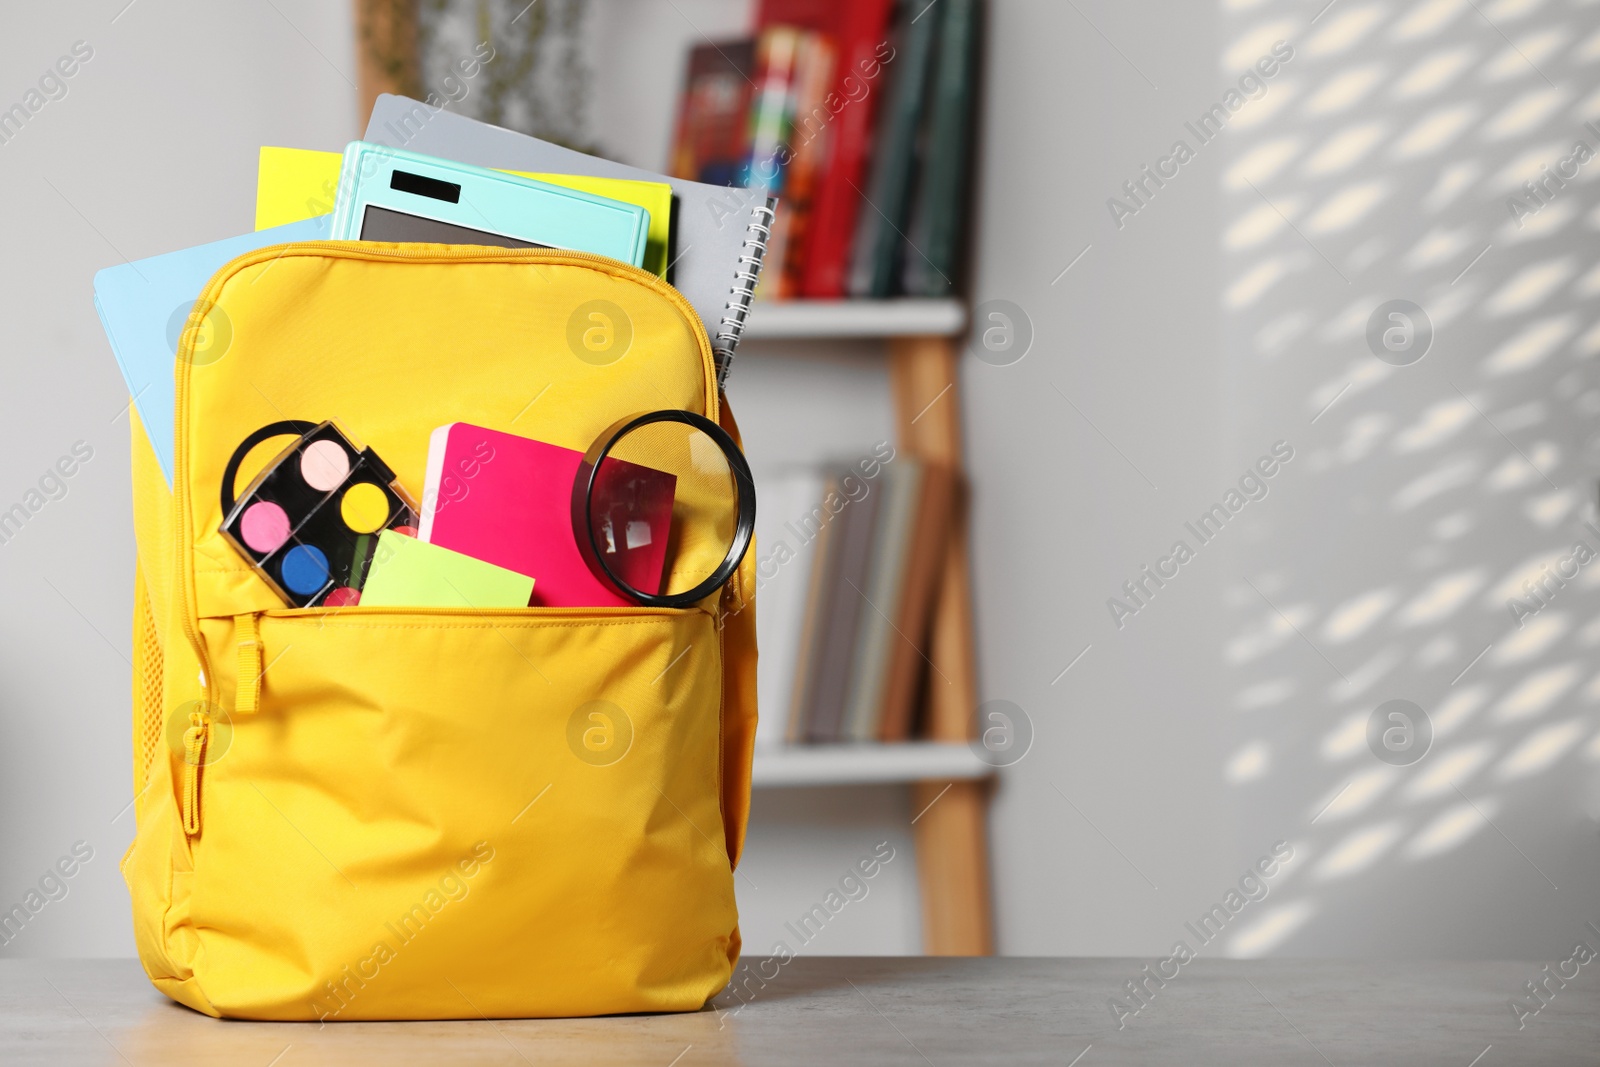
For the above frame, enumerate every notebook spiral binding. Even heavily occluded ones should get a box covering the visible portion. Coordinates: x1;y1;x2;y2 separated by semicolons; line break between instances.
713;197;779;390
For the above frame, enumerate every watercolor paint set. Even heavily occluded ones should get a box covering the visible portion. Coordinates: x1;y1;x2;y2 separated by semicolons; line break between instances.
219;421;416;608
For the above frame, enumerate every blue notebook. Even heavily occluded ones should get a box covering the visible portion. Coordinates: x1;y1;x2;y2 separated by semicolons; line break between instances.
94;215;332;487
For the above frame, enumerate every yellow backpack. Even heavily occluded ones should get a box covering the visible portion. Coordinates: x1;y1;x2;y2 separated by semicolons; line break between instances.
122;242;758;1020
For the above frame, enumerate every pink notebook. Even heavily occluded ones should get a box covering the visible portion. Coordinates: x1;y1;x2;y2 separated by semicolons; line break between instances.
419;424;675;607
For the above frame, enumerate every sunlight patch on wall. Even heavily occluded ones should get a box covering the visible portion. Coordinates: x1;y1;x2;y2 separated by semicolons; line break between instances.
1414;633;1460;666
1226;199;1302;249
1393;397;1478;452
1337;412;1393;462
1230;82;1302;129
1432;683;1491;736
1321;710;1370;760
1575;25;1600;63
1575;317;1600;356
1390;0;1469;41
1488;617;1572;668
1226;137;1306;189
1236;676;1298;709
1490;660;1583;718
1487;549;1572;602
1226;741;1272;782
1422;158;1482;208
1305;180;1390;232
1391;455;1481;511
1255;311;1312;357
1226;602;1319;663
1499;200;1580;245
1403;740;1496;799
1523;487;1577;528
1431;511;1475;539
1323;588;1402;643
1482;442;1562;491
1394;46;1478;98
1327;644;1407;701
1391;103;1480;157
1572;259;1600;296
1480;29;1568;83
1483;0;1550;21
1480;314;1578;376
1494;718;1587;779
1396;567;1485;624
1303;121;1391;175
1306;65;1389;115
1490;141;1570;189
1223;20;1302;71
1482;88;1569;140
1403;225;1479;268
1406;799;1494;858
1307;4;1391;58
1309;766;1397;823
1313;820;1407;880
1225;900;1317;956
1483;257;1577;317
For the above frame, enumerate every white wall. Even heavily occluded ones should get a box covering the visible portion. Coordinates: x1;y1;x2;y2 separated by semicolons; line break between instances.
1213;0;1600;958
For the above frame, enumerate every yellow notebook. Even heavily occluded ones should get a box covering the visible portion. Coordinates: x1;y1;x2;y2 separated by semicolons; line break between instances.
256;146;674;279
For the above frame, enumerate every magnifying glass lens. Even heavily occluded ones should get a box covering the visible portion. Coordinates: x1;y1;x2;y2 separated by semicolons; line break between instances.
588;418;744;601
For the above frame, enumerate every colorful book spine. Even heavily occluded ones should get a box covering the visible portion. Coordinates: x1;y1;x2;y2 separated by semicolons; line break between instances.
757;0;899;299
804;470;882;742
902;0;979;297
848;1;939;298
786;470;846;743
668;40;757;187
769;31;837;299
745;27;804;298
840;461;921;741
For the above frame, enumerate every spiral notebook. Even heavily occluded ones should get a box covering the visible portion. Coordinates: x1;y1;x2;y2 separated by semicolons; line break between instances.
364;94;776;385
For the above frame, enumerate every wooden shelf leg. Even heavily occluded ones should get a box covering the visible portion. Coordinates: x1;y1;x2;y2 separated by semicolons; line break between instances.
354;0;419;123
913;779;993;955
890;335;993;956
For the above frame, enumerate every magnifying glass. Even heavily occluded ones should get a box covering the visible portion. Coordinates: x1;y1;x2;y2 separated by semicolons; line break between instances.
572;410;756;609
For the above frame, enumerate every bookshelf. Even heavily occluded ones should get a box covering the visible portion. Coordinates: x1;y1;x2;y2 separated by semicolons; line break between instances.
742;298;966;339
751;741;989;787
743;299;994;957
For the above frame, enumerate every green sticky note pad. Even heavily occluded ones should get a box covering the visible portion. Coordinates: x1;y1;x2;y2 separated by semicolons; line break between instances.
361;531;535;609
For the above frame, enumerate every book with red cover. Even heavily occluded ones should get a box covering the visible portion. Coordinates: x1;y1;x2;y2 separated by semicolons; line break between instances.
756;0;897;298
747;27;835;298
668;40;758;187
768;31;836;298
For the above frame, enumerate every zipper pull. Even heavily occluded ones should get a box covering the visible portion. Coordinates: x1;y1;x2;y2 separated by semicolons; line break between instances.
181;705;208;836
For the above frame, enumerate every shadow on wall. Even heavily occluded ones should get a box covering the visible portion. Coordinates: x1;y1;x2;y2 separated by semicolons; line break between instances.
1214;0;1600;957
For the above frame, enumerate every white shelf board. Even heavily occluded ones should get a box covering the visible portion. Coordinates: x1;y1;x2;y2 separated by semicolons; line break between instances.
751;742;993;788
741;299;967;340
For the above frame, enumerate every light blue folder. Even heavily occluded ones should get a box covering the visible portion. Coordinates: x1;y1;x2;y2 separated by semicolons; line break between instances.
93;215;332;487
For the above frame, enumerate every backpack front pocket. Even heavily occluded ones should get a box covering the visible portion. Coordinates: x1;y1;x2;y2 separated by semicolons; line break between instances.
183;605;736;1020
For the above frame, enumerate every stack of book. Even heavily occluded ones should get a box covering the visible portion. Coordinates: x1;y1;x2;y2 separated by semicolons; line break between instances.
668;0;980;300
753;458;954;747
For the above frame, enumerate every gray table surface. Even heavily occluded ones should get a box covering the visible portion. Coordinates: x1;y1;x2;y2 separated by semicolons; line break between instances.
1;957;1596;1065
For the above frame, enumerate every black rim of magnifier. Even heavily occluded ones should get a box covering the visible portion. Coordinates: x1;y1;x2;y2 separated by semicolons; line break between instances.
572;410;756;609
220;420;318;517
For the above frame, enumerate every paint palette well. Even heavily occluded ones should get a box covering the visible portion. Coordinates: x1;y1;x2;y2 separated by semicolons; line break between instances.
220;421;416;607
